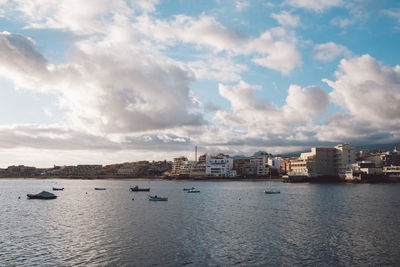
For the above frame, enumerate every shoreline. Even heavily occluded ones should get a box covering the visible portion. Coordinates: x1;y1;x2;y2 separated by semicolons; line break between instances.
0;176;283;182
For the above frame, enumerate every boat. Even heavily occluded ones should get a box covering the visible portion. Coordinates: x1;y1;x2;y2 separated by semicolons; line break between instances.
265;175;280;194
130;186;150;192
148;195;168;201
183;187;195;191
94;188;106;190
27;191;57;200
264;190;280;194
187;189;200;193
52;187;64;191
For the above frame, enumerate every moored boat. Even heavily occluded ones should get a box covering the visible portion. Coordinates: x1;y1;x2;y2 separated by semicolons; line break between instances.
27;191;57;200
264;190;280;194
148;195;168;201
183;187;195;191
130;186;150;192
52;187;64;191
187;189;200;193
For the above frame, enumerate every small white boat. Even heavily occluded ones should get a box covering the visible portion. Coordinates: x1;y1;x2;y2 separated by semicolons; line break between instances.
148;195;168;201
187;189;200;193
94;188;106;190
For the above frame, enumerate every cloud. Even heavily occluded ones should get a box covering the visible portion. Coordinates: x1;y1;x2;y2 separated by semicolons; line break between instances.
0;32;205;134
312;42;351;61
7;0;159;34
137;15;301;75
186;56;248;82
382;8;400;23
323;54;400;129
248;28;301;75
271;11;300;27
0;32;48;86
235;1;249;11
285;0;343;12
216;81;329;135
286;85;329;116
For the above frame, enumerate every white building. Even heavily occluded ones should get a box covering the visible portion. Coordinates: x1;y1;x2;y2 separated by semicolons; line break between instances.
267;157;284;172
335;144;356;178
206;154;236;177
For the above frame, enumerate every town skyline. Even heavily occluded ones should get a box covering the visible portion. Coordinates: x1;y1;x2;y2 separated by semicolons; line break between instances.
1;1;400;167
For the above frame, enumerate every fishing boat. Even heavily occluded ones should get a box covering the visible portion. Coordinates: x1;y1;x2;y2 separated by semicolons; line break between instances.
187;189;200;193
148;195;168;201
94;188;106;190
130;186;150;192
52;187;64;191
27;191;57;200
183;187;195;191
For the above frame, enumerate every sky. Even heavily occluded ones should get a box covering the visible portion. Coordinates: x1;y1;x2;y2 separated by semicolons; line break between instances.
0;0;400;167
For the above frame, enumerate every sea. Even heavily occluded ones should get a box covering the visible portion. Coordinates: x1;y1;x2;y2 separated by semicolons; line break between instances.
0;179;399;266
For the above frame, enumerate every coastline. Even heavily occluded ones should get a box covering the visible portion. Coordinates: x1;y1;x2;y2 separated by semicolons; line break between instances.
0;176;283;182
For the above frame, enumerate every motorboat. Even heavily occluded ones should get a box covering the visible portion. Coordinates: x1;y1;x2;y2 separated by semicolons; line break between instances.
187;189;200;193
148;195;168;201
27;191;57;200
264;190;280;194
52;187;64;191
130;186;150;192
183;187;195;191
94;188;106;190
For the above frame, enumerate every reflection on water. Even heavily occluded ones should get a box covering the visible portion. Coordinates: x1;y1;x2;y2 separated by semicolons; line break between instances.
1;180;399;266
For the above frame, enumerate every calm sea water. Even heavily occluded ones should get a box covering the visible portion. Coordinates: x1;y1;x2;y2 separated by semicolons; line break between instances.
0;179;399;266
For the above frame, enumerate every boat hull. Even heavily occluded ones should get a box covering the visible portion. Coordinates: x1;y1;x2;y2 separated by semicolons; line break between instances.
52;188;64;191
27;194;57;200
130;188;150;192
265;191;280;194
148;196;168;201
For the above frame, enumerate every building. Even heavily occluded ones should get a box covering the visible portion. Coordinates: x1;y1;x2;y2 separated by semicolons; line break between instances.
288;144;356;179
205;154;236;177
335;144;356;177
380;148;400;166
345;161;383;181
383;165;400;182
233;158;250;177
250;154;269;176
190;162;206;177
6;165;37;177
171;156;188;176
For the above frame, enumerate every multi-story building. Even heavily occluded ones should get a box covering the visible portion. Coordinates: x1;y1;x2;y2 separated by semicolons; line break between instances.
205;154;236;177
6;165;37;177
190;162;206;177
171;156;188;176
250;155;269;176
288;144;355;178
335;144;356;177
